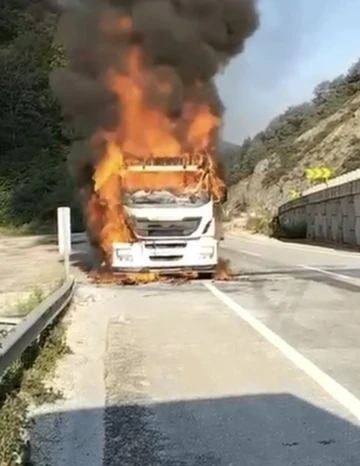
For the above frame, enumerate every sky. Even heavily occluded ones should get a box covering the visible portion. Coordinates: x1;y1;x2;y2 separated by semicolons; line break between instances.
216;0;360;144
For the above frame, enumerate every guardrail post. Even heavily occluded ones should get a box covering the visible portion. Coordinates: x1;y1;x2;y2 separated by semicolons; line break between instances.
57;207;71;279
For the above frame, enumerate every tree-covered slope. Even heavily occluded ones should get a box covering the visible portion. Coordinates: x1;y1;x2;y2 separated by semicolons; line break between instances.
0;1;81;231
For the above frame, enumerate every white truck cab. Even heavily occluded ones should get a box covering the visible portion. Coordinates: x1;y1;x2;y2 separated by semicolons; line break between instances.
111;161;224;275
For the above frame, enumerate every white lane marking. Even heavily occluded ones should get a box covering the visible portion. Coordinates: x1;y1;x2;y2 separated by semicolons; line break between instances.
236;250;262;258
300;264;359;283
226;244;360;284
226;233;360;259
205;281;360;423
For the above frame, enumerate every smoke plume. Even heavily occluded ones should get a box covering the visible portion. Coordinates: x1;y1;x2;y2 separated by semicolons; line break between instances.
51;0;260;262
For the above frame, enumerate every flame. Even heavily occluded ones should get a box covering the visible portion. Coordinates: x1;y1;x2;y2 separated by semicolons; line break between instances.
90;270;160;285
87;14;225;271
89;270;202;286
215;258;233;281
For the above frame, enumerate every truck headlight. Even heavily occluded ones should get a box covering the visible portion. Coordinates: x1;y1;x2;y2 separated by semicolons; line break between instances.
115;247;133;262
115;254;133;262
199;246;214;259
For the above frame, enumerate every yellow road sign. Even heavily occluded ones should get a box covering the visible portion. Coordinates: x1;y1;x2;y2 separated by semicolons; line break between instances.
305;166;334;181
322;167;333;179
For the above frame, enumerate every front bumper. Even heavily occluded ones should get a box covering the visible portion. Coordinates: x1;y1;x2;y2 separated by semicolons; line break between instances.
111;237;218;272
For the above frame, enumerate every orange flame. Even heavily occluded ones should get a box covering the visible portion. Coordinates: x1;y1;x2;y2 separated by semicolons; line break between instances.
215;258;233;281
87;15;225;268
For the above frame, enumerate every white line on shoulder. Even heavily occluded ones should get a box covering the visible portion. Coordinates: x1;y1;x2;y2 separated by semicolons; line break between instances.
300;264;358;283
205;281;360;423
226;233;360;259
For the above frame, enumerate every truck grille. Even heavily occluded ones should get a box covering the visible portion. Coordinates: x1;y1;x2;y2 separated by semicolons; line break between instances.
134;218;201;237
145;242;186;249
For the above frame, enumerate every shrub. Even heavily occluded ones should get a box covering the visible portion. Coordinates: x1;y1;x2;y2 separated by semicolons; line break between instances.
245;208;273;235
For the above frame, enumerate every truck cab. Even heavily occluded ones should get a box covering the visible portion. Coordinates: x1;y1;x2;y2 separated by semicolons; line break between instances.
111;158;223;275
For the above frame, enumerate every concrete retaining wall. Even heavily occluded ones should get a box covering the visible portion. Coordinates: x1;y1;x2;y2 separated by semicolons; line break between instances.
278;169;360;246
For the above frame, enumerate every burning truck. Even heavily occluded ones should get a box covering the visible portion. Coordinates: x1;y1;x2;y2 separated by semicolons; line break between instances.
51;0;259;278
106;152;227;275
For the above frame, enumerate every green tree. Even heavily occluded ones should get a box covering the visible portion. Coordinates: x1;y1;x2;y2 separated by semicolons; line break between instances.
0;2;80;230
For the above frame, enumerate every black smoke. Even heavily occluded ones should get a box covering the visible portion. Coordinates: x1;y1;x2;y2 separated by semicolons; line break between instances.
52;0;259;126
51;0;259;242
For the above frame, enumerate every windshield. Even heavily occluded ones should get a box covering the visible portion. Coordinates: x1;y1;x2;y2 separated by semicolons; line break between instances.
124;189;210;207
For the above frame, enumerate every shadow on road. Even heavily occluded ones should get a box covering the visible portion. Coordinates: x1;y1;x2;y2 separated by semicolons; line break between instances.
70;249;95;274
31;393;359;465
33;235;58;246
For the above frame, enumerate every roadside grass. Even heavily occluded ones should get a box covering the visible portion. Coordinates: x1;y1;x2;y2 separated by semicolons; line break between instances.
11;289;44;317
0;224;37;237
245;210;308;240
0;221;55;237
0;286;71;465
6;279;65;318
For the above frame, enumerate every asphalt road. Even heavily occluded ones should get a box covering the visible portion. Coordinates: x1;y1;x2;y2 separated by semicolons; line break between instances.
33;232;360;465
221;232;360;400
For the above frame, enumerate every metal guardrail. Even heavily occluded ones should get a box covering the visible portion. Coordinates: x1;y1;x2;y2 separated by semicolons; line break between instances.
278;168;360;215
0;277;76;378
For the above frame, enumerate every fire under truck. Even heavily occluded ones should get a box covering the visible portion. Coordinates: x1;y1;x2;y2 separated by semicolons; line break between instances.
111;155;226;276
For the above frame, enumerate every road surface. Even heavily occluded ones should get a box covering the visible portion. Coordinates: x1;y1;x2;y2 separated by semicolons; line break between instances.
31;232;360;465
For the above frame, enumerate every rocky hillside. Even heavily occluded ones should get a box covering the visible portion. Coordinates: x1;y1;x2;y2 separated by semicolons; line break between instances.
222;59;360;217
